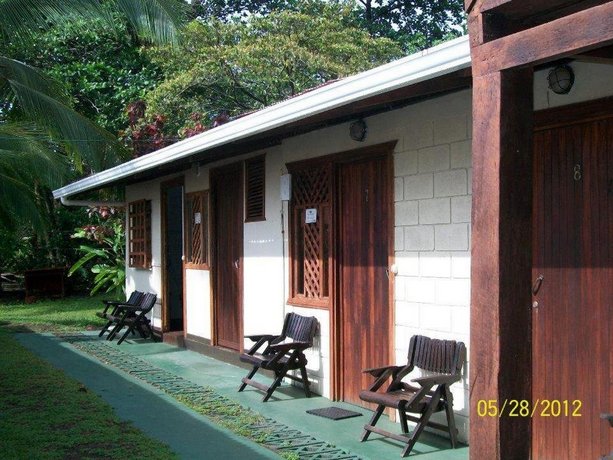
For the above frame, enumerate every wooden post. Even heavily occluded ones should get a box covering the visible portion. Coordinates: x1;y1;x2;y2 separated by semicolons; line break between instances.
469;68;533;459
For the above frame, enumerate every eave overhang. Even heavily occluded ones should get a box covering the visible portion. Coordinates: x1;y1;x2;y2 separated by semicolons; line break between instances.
53;35;471;200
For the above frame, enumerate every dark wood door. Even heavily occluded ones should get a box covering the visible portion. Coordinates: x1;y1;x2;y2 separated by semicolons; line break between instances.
532;117;612;459
339;155;391;406
163;183;184;332
212;163;243;351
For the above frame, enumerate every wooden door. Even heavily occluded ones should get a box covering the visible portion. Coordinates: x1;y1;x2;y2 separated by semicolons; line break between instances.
212;163;243;351
338;155;392;406
532;116;612;459
161;180;184;332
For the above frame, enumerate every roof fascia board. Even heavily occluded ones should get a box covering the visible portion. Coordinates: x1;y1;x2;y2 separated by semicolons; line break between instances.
53;35;470;199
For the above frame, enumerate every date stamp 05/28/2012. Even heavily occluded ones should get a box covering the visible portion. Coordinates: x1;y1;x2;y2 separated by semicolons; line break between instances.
476;399;582;418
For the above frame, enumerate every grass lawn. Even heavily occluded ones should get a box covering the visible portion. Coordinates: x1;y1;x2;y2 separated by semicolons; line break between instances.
0;294;108;332
0;295;178;459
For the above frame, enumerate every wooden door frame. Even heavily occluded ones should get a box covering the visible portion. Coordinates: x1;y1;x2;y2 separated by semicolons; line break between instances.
210;162;244;351
160;176;185;333
330;141;396;401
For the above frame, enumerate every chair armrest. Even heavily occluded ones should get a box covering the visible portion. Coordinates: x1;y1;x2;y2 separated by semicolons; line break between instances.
245;334;276;342
411;373;460;387
244;335;281;355
268;341;311;353
362;365;403;377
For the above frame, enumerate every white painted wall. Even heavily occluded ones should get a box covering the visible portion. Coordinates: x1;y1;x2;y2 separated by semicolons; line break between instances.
123;59;613;445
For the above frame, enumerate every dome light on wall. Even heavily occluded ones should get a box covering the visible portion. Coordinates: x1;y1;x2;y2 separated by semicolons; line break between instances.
547;64;575;94
349;119;367;142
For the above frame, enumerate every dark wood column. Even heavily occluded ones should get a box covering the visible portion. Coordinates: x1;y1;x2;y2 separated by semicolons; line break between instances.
469;68;533;459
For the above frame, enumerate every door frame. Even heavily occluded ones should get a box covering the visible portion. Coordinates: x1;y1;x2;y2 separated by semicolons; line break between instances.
330;141;396;401
210;162;244;350
160;176;185;333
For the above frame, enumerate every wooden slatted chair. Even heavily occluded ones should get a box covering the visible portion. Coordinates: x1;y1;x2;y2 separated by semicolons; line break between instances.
106;292;158;345
238;312;318;402
97;290;144;338
359;335;466;457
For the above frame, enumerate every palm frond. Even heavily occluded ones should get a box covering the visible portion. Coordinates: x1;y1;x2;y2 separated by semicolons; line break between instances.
0;0;103;42
0;123;68;231
3;63;121;171
115;0;186;45
0;0;184;46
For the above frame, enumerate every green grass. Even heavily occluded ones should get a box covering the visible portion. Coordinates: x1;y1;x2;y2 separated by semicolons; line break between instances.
0;295;177;459
0;329;177;459
0;294;108;332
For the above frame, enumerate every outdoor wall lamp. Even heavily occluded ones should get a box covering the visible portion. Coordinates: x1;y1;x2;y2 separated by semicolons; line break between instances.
349;119;367;142
547;64;575;94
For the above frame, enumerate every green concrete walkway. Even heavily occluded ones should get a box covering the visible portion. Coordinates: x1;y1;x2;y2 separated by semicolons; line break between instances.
17;332;469;460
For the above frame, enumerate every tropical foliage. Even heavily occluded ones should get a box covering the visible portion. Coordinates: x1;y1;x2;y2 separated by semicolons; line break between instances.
68;207;125;297
129;2;403;138
0;0;185;231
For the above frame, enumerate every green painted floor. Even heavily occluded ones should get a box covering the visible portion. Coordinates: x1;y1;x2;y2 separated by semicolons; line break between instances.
18;332;469;460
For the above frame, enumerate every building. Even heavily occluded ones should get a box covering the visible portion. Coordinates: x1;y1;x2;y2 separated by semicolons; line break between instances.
54;3;613;456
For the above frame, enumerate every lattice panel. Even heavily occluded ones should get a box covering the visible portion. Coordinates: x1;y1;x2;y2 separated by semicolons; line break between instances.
292;165;331;206
302;214;322;298
289;160;333;304
191;194;203;264
128;199;151;268
185;191;209;267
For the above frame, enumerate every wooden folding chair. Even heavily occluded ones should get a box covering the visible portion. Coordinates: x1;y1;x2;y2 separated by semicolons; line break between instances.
97;290;144;338
359;335;465;457
107;292;157;345
238;312;318;402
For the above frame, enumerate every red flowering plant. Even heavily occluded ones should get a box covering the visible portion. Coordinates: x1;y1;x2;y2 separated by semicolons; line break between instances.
68;206;125;297
120;100;170;157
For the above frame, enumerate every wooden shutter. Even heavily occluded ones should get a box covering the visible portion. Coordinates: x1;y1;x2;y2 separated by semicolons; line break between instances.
184;190;209;269
245;155;265;222
128;199;151;268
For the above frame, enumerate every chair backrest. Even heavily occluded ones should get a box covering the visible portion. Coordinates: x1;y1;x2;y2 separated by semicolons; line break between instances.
137;292;157;313
281;313;318;344
127;290;144;305
407;335;465;376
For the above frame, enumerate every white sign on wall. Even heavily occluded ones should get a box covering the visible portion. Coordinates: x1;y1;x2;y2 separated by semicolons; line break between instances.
305;208;317;224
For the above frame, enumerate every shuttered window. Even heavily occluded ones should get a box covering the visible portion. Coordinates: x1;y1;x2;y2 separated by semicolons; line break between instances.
128;199;152;268
184;190;209;269
245;155;265;222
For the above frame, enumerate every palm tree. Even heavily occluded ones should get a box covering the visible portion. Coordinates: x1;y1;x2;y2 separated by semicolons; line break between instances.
0;0;184;230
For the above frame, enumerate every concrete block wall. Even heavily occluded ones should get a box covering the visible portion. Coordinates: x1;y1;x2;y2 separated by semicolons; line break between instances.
393;90;472;442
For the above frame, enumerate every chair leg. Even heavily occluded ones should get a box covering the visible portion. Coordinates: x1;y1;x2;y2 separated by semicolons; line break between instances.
98;320;114;337
401;389;443;457
117;324;135;345
399;402;410;434
263;369;286;402
299;366;311;398
238;366;259;392
443;386;458;448
361;405;386;442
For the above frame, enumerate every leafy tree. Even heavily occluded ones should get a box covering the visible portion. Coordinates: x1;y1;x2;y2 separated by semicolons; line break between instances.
3;16;163;135
189;0;465;52
353;0;466;51
134;3;402;139
0;0;185;231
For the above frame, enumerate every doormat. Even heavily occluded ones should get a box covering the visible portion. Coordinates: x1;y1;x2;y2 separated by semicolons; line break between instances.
306;407;362;420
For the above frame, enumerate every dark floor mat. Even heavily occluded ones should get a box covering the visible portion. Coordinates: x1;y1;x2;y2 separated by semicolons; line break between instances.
306;407;362;420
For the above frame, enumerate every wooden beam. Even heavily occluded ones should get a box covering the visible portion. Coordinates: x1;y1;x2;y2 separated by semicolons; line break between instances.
471;1;613;75
470;68;533;460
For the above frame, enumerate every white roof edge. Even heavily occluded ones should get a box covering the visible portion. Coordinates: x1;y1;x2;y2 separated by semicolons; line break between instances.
53;35;471;199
